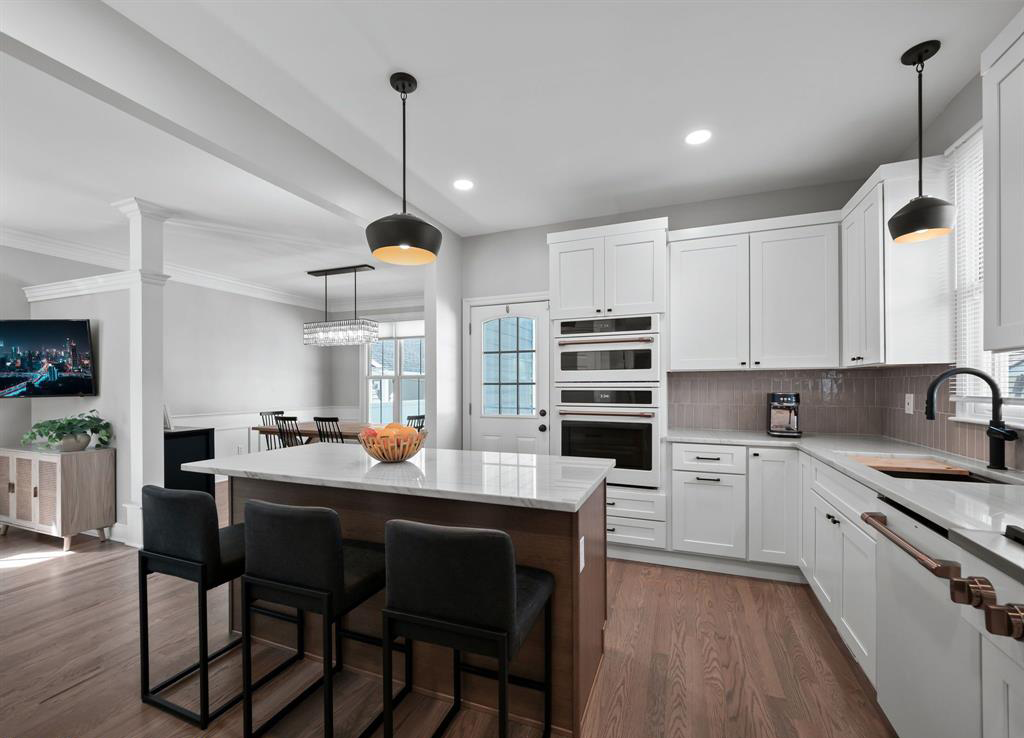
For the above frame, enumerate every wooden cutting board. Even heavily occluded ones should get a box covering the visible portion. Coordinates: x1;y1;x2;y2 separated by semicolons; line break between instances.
851;455;971;476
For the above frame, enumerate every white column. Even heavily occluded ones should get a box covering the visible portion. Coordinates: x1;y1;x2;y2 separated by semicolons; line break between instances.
113;197;170;547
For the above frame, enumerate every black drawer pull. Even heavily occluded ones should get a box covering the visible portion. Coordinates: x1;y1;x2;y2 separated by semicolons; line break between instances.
607;527;616;533
606;501;616;506
696;476;721;482
695;456;721;461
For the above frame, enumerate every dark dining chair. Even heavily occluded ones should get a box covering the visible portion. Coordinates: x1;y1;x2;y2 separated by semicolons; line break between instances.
313;416;349;444
382;520;553;738
406;415;425;432
275;416;303;448
259;411;284;451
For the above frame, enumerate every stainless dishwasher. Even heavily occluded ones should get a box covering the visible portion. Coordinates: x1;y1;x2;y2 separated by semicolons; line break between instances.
869;499;982;738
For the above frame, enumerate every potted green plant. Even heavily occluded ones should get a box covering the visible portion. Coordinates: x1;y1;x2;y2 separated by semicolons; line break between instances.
21;410;113;452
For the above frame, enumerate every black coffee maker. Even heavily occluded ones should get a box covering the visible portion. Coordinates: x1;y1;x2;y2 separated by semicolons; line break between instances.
767;393;801;437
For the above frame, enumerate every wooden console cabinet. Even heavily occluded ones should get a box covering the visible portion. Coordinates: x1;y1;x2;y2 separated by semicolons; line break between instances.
0;446;115;550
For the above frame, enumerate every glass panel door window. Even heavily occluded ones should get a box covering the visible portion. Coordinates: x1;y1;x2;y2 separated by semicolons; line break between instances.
367;323;427;425
482;316;536;416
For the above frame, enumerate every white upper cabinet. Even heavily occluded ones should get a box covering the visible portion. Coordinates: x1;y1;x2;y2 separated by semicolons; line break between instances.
750;223;840;369
549;237;605;319
983;8;1024;351
548;218;667;319
669;234;749;371
841;183;884;366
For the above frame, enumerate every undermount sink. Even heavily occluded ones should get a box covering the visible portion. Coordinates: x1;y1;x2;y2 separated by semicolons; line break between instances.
877;469;1008;485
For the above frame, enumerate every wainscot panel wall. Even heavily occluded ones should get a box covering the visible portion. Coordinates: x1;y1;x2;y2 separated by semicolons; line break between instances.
668;364;1022;470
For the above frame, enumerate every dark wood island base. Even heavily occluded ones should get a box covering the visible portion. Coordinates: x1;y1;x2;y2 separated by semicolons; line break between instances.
228;476;607;736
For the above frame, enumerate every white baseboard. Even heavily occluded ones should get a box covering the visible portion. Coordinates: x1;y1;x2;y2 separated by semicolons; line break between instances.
608;544;806;584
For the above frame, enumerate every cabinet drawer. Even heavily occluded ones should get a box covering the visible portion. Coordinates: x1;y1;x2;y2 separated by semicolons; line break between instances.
605;486;666;521
811;459;877;533
606;516;666;549
672;443;746;474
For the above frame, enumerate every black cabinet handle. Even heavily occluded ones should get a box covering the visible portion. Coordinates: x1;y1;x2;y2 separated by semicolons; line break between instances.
752;452;760;457
695;456;721;461
825;513;834;521
607;527;616;533
754;361;761;365
606;308;613;312
832;517;841;525
596;309;602;313
740;361;747;366
696;476;721;482
607;501;616;506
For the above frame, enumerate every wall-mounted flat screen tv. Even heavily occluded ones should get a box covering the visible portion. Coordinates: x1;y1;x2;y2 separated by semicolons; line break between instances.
0;320;97;398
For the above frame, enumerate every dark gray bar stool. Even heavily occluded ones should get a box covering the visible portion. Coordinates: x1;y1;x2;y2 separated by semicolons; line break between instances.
138;486;299;729
241;500;413;738
382;520;554;738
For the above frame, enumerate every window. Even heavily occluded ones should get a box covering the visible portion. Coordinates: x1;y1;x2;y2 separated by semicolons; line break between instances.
367;320;426;424
481;316;536;416
949;126;1024;423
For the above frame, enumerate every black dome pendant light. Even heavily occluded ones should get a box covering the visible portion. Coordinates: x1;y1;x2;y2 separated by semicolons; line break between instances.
887;40;955;244
365;72;442;265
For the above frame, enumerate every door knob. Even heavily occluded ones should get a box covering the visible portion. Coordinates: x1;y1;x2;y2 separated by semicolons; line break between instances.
539;409;547;417
538;424;547;432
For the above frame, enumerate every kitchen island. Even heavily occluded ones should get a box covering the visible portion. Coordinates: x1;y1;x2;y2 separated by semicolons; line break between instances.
183;443;613;736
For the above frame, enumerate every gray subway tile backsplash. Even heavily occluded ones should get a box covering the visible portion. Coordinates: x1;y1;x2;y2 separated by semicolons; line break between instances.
667;363;1022;470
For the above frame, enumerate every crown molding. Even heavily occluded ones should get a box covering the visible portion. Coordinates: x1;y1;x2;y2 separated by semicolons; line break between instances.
165;262;323;310
1;226;126;270
111;197;175;221
23;270;169;302
166;216;365;255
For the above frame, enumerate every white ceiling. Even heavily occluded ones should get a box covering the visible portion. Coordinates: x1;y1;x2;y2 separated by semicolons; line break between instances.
0;53;425;306
107;0;1023;237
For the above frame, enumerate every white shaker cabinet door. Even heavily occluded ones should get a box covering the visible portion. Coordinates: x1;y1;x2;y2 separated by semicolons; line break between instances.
982;636;1024;738
604;230;666;316
750;224;839;369
747;448;799;566
668;234;749;371
671;471;747;559
549;237;605;319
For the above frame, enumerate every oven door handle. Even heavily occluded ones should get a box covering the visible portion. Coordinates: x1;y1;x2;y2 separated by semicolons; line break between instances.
861;512;962;579
556;336;655;346
557;410;656;418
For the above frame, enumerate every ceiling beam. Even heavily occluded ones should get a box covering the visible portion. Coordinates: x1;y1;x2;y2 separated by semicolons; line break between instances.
0;0;421;231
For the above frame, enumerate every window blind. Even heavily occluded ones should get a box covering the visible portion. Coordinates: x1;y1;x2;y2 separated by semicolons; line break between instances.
949;126;1024;402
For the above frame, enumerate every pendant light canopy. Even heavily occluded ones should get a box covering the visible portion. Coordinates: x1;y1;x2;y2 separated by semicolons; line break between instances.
366;72;442;265
303;265;379;346
887;40;955;244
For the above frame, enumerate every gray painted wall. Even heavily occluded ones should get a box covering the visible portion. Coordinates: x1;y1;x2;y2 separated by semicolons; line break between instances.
460;179;861;299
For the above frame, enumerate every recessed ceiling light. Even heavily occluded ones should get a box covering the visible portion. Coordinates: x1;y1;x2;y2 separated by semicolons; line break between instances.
684;129;712;146
453;178;474;191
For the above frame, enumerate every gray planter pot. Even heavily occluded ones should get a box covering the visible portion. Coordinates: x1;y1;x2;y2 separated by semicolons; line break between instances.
58;433;92;452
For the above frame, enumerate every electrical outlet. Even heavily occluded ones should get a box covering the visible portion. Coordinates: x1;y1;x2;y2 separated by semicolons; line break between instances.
579;536;585;573
905;393;914;415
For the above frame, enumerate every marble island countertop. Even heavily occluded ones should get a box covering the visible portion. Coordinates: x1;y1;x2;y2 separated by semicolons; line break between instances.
183;443;614;513
665;429;1024;581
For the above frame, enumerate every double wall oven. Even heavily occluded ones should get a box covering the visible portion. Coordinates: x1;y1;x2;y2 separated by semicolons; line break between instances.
552;315;662;489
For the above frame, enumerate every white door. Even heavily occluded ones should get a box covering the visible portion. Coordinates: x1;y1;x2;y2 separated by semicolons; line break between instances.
842;184;885;367
469;301;550;454
747;448;799;565
982;637;1024;738
670;471;747;559
984;27;1024;351
810;492;840;616
604;230;666;316
549;238;604;319
841;207;866;367
837;512;877;685
669;234;750;371
750;223;839;368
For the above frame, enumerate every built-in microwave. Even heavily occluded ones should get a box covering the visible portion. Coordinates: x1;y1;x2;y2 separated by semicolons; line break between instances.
552;384;660;488
553;315;660;384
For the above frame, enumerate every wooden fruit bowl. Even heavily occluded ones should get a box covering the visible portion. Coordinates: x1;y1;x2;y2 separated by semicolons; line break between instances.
358;429;427;462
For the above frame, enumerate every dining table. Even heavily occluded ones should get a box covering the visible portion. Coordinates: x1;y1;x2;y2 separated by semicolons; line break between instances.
248;420;370;452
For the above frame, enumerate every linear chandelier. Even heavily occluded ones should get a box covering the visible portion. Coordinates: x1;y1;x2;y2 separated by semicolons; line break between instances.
303;265;379;346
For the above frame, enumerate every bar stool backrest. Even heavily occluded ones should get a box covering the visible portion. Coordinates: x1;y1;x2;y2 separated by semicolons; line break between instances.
142;485;220;565
385;520;516;635
244;499;345;602
275;416;303;448
313;416;346;443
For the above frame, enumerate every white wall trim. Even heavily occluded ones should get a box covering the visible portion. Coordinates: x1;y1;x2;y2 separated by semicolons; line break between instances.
22;270;169;301
981;5;1024;73
668;209;841;242
460;291;550;450
547;217;668;244
4;227;422;313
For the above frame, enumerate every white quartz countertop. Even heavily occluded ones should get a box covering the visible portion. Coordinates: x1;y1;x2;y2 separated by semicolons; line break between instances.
666;429;1024;580
182;443;614;513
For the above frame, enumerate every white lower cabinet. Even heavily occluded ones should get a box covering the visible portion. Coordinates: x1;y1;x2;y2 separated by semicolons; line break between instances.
798;452;815;579
606;516;666;549
747;448;799;565
982;636;1024;738
671;470;747;559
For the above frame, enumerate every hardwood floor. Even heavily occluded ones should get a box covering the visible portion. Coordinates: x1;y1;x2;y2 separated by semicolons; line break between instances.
0;520;895;737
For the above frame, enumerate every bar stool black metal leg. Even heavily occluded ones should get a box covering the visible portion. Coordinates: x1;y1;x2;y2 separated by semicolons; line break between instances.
543;600;552;738
242;579;254;738
138;557;150;701
382;614;393;738
198;581;210;728
322;598;333;738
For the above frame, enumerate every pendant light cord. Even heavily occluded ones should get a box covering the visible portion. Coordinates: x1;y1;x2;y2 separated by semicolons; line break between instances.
353;270;358;320
401;92;407;213
323;274;328;321
916;61;924;197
